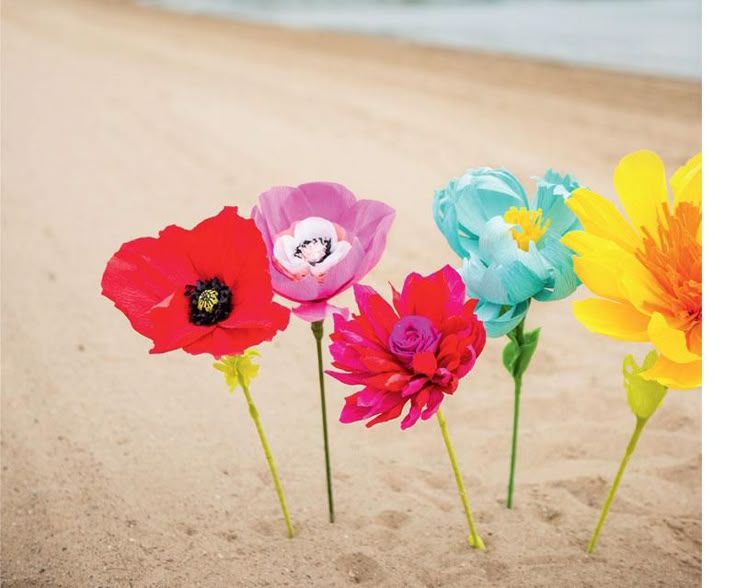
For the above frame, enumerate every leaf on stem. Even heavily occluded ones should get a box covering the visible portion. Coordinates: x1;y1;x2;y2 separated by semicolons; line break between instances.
502;327;541;379
623;350;667;419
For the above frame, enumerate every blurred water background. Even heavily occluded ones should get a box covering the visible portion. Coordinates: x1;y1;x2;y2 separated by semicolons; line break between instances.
140;0;701;79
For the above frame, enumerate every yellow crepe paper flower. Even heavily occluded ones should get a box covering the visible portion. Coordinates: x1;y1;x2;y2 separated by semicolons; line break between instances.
562;150;702;389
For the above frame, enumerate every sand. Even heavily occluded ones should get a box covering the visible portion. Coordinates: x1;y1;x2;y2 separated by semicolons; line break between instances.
0;0;701;586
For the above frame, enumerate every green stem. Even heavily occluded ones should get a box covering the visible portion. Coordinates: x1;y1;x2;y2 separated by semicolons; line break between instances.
506;317;526;509
506;375;522;509
311;320;335;524
436;408;486;550
587;417;647;553
238;373;295;539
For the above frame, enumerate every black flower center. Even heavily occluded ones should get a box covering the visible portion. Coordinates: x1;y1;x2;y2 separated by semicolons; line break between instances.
185;277;233;326
294;237;333;266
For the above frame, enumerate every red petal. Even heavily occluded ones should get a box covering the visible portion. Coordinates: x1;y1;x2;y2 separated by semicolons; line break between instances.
366;401;405;428
101;233;197;337
148;292;212;354
399;266;466;324
412;351;438;376
183;325;284;359
187;207;269;286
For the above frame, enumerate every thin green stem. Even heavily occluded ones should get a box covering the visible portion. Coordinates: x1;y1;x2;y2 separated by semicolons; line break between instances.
506;317;526;509
587;417;648;553
311;320;335;523
238;374;295;539
506;375;522;509
436;408;486;550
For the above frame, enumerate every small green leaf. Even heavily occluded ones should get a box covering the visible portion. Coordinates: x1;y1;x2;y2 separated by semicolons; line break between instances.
623;350;667;419
514;327;541;378
502;338;521;376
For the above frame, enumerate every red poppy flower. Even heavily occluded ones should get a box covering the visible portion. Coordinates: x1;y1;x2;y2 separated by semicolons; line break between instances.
327;265;486;429
101;207;290;358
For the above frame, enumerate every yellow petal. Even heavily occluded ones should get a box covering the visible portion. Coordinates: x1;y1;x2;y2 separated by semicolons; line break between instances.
647;312;701;363
641;355;701;390
671;153;702;207
566;187;639;253
614;150;670;236
562;230;620;256
572;254;627;301
618;256;668;315
572;298;650;341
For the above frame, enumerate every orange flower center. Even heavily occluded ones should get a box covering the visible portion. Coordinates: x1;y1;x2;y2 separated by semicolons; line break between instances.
635;202;702;334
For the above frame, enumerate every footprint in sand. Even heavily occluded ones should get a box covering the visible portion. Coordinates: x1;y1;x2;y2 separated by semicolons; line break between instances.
217;530;239;543
375;509;410;530
335;552;383;585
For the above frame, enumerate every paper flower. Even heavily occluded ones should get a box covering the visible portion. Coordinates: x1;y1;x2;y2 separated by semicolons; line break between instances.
102;208;294;538
101;206;290;358
433;165;582;509
328;265;486;548
252;182;396;322
252;181;395;523
327;265;486;429
434;167;582;337
562;150;702;389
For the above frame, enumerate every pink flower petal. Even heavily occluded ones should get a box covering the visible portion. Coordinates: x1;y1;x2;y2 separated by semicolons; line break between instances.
292;300;349;323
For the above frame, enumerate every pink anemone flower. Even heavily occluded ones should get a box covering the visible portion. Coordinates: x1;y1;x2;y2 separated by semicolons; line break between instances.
252;182;396;322
327;265;486;429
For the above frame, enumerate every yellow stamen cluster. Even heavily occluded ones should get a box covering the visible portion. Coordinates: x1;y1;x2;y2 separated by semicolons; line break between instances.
504;206;550;251
197;289;219;313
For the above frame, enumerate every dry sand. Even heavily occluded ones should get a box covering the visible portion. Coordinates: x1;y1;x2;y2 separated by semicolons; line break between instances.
1;0;701;586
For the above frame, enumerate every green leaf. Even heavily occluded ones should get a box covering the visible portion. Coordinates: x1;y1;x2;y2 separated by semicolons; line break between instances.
623;350;667;419
502;338;521;376
514;328;541;378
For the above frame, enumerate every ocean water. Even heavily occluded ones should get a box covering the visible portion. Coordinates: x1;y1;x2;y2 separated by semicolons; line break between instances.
140;0;701;79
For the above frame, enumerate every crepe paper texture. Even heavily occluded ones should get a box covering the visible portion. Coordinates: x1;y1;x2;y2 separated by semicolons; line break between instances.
101;206;289;358
252;181;395;524
433;166;583;509
252;182;395;323
434;168;581;337
328;265;486;549
102;208;294;538
562;150;702;390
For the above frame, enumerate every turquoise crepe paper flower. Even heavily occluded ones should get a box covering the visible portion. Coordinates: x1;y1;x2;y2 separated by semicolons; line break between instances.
434;168;582;337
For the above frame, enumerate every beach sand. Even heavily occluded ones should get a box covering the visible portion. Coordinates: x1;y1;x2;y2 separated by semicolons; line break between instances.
1;0;701;586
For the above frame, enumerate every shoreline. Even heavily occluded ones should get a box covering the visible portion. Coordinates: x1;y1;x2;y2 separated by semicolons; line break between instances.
139;0;701;80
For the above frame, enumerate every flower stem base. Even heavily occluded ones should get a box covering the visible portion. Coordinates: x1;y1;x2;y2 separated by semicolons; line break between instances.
239;374;295;538
506;375;522;509
312;320;336;524
587;417;647;553
436;408;486;550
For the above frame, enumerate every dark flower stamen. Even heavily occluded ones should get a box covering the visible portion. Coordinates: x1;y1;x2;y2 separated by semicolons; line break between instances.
185;277;233;325
294;237;332;266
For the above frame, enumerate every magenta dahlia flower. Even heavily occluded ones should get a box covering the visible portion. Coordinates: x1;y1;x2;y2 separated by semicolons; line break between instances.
251;182;395;322
327;265;486;429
